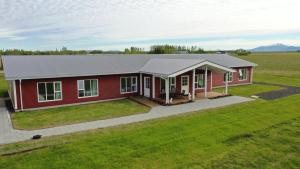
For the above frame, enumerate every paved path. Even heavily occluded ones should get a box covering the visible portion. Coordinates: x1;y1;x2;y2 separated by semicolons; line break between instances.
0;96;253;145
254;82;300;100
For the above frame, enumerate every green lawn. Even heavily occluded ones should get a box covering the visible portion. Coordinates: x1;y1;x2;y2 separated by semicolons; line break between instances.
12;99;150;130
1;94;300;169
238;52;300;87
0;73;8;97
214;84;283;97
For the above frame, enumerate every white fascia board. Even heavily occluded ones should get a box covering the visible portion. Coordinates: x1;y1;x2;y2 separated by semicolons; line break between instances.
168;61;235;78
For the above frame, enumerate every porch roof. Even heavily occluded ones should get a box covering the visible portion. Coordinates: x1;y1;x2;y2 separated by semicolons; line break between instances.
139;58;235;78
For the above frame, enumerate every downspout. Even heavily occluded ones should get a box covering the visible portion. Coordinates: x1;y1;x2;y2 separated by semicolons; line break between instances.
19;79;23;111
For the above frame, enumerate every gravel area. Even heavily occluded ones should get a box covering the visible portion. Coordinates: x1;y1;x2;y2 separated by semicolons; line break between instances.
254;82;300;100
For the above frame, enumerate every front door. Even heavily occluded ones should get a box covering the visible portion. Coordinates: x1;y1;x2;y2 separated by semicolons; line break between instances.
144;77;151;97
181;75;189;95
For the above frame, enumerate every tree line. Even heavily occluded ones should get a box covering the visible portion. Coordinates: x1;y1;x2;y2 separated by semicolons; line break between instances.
0;45;251;56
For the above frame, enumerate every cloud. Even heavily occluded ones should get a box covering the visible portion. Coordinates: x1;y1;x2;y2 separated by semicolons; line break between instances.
0;0;300;49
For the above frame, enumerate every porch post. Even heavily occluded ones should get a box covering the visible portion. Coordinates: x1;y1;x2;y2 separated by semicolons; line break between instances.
192;69;195;100
225;72;228;95
152;75;155;99
19;79;23;111
165;78;169;104
139;73;143;95
205;66;208;98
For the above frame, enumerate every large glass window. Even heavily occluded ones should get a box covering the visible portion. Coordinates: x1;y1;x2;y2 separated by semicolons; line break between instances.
224;72;233;82
78;79;98;98
195;74;205;89
238;68;247;80
38;81;62;102
160;77;176;93
120;76;137;93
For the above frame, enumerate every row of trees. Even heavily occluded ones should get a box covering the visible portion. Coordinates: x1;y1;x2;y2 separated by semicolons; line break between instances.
124;45;206;54
0;47;87;55
0;45;252;56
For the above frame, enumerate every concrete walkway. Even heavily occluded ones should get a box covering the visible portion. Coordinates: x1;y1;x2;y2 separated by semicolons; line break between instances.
0;96;253;145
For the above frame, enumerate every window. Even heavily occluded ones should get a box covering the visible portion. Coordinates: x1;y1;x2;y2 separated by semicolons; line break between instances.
224;72;233;82
238;68;247;80
78;79;98;98
195;74;205;89
160;77;176;93
38;81;62;102
120;76;137;93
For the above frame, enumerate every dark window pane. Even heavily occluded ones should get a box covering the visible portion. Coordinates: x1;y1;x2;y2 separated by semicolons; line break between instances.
91;80;98;96
160;79;165;92
79;90;84;97
38;83;46;101
84;80;91;96
127;78;132;92
46;83;54;100
55;92;62;100
55;82;61;92
121;78;126;92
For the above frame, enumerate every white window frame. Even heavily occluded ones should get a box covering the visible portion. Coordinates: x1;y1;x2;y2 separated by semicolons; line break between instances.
195;74;205;89
224;72;233;82
120;76;138;94
238;68;248;81
160;77;176;93
77;79;99;98
37;81;62;102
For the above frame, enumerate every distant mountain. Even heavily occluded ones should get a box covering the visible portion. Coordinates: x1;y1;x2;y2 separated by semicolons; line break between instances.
251;43;300;52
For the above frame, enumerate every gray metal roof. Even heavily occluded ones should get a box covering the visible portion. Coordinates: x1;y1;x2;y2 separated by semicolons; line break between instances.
2;54;256;80
140;58;205;77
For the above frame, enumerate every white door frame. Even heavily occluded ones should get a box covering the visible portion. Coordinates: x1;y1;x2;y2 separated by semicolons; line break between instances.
144;77;151;97
181;75;189;95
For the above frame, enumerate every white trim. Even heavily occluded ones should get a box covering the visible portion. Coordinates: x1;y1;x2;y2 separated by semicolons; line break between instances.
120;76;138;94
238;68;248;81
223;72;233;83
204;66;208;98
152;75;155;99
139;73;143;95
165;78;169;104
160;77;176;93
192;69;195;100
16;97;127;112
77;79;99;98
168;61;235;78
13;80;17;110
19;79;23;111
144;77;151;97
210;71;212;91
194;74;205;89
37;81;63;102
181;75;189;95
225;72;228;94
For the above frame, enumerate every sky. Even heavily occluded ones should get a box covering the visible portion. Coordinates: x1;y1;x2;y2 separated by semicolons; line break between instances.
0;0;300;51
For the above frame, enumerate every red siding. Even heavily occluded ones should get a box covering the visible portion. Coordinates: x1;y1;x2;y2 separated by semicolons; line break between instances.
14;66;253;110
212;67;252;87
15;74;139;110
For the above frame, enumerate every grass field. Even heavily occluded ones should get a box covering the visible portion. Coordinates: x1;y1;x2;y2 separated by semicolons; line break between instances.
238;52;300;87
214;84;282;97
0;74;8;97
0;52;299;168
12;99;150;130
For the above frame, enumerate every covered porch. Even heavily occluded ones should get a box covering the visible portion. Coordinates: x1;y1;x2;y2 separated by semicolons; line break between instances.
139;58;235;105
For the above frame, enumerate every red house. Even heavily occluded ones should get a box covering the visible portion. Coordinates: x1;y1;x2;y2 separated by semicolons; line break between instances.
2;54;256;111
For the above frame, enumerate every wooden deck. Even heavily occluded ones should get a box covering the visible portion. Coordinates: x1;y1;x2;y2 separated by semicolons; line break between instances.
129;96;159;107
196;92;227;99
130;92;227;106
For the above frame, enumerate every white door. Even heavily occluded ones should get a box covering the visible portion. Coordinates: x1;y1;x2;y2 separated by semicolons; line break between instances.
144;77;151;97
181;75;189;95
